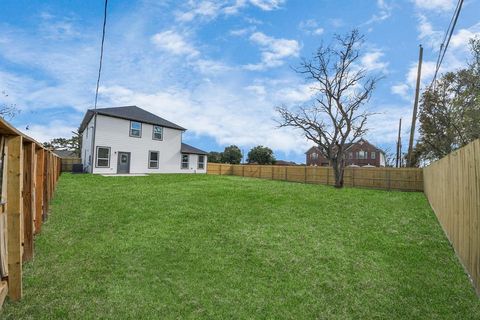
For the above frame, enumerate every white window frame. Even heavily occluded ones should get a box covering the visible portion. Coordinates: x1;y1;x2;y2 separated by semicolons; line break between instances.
371;152;376;159
181;154;189;169
148;151;159;169
130;121;142;138
96;146;110;168
152;125;163;141
198;155;205;169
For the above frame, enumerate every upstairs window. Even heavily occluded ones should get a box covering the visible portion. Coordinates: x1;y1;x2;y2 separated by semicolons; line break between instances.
349;152;353;159
198;155;205;169
96;146;110;167
149;151;159;169
181;154;189;169
311;152;318;160
153;125;163;140
130;121;142;138
357;151;367;159
371;152;376;159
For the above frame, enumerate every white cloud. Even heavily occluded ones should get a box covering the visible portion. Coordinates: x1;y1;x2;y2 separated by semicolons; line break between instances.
249;0;285;11
97;80;310;154
363;0;394;25
361;50;389;71
245;32;300;70
20;120;78;144
450;23;480;48
151;30;199;56
417;14;443;49
412;0;454;11
298;20;324;36
175;0;286;22
329;18;344;28
391;83;410;100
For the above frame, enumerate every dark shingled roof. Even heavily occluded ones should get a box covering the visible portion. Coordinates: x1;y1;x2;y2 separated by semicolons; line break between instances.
79;106;186;132
53;150;78;158
181;143;207;155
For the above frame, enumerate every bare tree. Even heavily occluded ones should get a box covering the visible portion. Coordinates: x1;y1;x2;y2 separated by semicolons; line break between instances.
276;30;381;188
0;91;19;119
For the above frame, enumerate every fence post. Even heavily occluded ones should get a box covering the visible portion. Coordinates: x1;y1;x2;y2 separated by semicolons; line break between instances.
387;169;391;191
242;165;245;177
304;166;307;184
271;165;274;180
259;165;262;179
22;142;35;262
285;167;287;181
6;135;23;301
352;167;355;187
35;148;44;234
327;167;330;185
219;164;222;175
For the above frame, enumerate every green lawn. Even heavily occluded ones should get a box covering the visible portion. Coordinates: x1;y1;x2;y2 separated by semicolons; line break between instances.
2;174;479;319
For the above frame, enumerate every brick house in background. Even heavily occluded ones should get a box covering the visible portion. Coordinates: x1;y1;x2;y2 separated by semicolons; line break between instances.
305;138;386;167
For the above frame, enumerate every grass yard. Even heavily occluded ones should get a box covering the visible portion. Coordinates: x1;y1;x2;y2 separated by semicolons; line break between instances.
2;174;479;319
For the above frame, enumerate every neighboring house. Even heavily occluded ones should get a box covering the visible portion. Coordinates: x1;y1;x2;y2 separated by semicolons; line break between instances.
52;150;78;159
79;106;207;174
305;138;386;167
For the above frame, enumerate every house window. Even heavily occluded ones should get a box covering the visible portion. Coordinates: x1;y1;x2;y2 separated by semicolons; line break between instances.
181;154;189;169
130;121;142;137
152;125;163;140
371;152;376;159
349;152;353;159
148;151;159;169
198;155;205;169
96;147;110;167
311;152;318;160
357;151;367;159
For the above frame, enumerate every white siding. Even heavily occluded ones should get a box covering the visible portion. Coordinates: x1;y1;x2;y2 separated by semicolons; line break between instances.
379;153;386;167
91;115;206;174
81;117;94;173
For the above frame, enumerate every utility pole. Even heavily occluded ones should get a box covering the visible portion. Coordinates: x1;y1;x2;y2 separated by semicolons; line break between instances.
407;44;423;167
396;118;402;168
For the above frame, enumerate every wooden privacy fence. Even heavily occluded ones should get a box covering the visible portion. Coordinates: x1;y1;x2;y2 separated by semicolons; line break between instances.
423;139;480;294
60;157;81;172
0;117;61;307
208;163;424;191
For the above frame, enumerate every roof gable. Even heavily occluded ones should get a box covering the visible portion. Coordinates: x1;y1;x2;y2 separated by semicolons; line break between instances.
79;106;186;132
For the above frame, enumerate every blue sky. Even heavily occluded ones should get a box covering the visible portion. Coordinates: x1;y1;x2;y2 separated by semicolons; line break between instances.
1;0;479;163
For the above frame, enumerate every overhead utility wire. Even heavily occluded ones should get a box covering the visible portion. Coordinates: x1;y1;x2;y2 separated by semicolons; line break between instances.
94;0;108;110
430;0;464;87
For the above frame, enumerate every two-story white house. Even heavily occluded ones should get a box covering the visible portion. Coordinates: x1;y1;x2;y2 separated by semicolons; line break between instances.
79;105;207;174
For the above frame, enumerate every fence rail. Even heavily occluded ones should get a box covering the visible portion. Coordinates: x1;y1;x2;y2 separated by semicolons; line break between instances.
208;163;424;191
423;139;480;294
0;117;61;307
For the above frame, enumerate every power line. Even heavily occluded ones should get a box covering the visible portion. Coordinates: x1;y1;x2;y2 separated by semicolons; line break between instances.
430;0;464;86
94;0;108;110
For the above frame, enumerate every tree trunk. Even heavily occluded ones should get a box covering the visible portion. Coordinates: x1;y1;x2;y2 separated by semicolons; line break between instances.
332;158;345;188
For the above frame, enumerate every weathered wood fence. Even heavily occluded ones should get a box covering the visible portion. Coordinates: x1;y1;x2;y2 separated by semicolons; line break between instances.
423;139;480;294
207;163;424;191
0;117;61;307
60;157;81;172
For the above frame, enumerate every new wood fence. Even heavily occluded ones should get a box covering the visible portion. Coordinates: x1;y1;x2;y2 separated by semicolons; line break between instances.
423;139;480;294
0;117;61;307
207;163;424;191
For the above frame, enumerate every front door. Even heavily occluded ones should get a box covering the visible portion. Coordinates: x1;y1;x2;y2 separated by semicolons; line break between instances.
117;152;130;174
